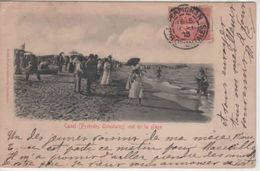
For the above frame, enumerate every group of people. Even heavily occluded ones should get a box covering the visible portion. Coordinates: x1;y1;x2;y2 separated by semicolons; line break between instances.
14;48;209;105
60;53;121;94
14;49;122;94
73;54;115;94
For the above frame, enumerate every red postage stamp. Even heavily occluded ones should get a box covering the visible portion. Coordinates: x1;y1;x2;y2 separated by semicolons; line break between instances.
164;4;212;50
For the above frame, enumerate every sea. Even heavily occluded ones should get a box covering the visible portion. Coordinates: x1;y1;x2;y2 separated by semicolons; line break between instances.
143;63;214;117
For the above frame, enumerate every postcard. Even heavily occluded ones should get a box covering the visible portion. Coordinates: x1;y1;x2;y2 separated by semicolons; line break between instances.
0;1;256;168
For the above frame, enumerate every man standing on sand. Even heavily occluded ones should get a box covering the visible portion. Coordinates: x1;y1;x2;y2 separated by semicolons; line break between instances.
57;52;65;72
68;55;75;73
25;53;41;81
196;67;209;98
83;54;98;94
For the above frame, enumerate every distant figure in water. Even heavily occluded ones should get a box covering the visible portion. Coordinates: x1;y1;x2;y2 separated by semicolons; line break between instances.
128;68;143;105
196;68;209;97
157;66;162;79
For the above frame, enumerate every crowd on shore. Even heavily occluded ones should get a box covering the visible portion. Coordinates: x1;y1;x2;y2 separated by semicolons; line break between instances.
14;49;210;106
14;50;122;93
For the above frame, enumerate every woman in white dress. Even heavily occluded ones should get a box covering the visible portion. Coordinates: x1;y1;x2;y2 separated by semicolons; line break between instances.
128;69;143;105
100;58;111;85
73;56;83;93
97;59;103;79
126;63;140;90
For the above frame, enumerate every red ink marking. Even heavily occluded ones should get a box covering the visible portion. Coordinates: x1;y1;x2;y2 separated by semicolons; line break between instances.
165;4;212;49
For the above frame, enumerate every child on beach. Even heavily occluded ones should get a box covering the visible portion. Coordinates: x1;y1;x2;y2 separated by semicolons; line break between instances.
128;69;143;105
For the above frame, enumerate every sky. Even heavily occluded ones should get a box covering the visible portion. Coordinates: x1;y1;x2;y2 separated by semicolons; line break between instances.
7;2;214;63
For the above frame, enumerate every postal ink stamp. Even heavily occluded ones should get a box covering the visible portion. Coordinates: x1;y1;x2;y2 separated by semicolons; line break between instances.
164;4;210;50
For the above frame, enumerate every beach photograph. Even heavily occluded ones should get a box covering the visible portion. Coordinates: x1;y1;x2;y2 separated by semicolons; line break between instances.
14;51;214;122
12;3;214;122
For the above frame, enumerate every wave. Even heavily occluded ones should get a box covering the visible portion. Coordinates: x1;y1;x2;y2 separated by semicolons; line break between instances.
143;76;214;114
145;76;214;96
144;76;198;94
161;81;182;89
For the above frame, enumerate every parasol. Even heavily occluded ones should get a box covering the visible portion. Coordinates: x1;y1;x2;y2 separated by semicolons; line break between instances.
69;51;83;57
125;57;140;66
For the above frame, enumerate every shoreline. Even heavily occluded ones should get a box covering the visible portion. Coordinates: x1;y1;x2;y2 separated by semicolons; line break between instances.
112;67;211;122
14;66;211;122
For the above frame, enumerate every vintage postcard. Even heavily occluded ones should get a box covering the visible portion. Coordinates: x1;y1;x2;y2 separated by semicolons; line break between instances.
0;1;257;168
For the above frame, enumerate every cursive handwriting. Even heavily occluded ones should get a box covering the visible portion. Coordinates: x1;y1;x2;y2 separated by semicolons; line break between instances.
218;3;255;128
1;128;256;168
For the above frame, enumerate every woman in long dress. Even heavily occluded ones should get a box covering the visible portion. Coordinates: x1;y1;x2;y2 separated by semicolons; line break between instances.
126;63;140;90
74;56;83;93
128;69;143;105
97;59;103;80
100;58;111;85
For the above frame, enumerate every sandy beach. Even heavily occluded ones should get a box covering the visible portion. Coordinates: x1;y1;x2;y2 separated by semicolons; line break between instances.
14;66;210;122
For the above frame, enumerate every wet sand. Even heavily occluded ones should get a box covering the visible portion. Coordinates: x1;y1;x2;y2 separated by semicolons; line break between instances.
14;67;210;122
112;67;210;122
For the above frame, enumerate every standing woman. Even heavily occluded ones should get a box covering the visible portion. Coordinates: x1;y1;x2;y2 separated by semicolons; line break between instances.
100;58;111;85
128;69;143;105
74;56;83;93
97;59;103;80
64;55;70;71
126;62;140;90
